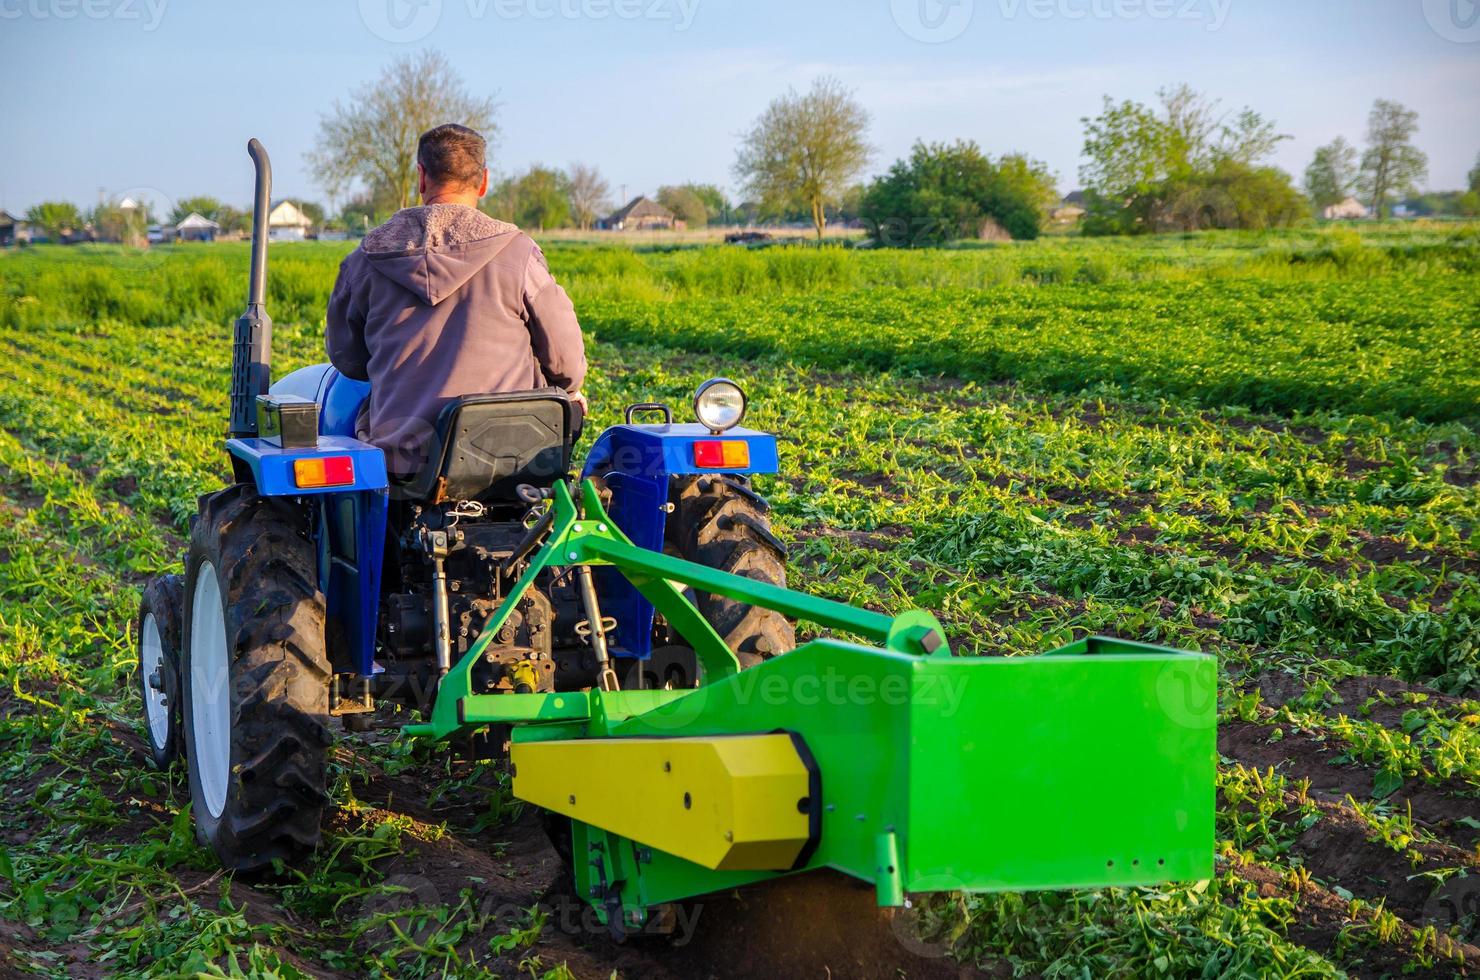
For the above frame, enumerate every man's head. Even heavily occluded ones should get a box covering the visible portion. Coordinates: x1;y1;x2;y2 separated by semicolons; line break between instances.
417;124;490;206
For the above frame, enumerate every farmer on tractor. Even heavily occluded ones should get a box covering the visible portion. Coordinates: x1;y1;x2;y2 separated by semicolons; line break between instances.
325;123;588;476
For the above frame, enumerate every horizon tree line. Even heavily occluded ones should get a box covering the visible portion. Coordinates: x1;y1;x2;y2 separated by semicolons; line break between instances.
19;52;1480;246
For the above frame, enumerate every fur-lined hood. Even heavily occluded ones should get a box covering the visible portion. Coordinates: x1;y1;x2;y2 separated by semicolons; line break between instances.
360;205;521;306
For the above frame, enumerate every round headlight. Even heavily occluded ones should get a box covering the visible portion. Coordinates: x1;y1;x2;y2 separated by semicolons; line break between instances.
694;378;747;433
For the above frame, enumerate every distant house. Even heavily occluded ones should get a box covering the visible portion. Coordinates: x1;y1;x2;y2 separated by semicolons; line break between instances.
175;212;220;242
267;200;312;241
599;196;675;231
1049;190;1086;224
1322;196;1368;220
0;210;29;247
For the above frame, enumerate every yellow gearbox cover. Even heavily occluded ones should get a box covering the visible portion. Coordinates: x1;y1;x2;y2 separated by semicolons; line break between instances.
512;733;814;871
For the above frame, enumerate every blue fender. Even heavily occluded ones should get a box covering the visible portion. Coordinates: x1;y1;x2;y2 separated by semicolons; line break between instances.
234;364;383;677
581;423;779;658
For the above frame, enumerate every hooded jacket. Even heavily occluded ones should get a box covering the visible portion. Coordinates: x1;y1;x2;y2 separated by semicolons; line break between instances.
325;204;586;475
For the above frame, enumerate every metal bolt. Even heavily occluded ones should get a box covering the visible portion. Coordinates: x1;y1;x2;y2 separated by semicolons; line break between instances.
573;523;583;533
568;551;578;561
597;523;608;533
569;794;577;805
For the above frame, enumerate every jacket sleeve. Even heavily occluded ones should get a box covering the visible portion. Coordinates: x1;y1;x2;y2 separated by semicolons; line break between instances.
522;243;588;393
325;252;371;381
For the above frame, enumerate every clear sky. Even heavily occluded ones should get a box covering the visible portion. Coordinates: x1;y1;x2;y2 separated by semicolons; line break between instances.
1;0;1476;215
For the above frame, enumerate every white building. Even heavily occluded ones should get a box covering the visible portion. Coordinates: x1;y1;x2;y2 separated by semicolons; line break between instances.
267;199;312;241
175;212;220;242
1321;196;1368;220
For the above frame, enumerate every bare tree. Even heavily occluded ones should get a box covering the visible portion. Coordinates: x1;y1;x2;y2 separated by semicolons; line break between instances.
309;50;499;212
566;163;610;230
734;77;872;239
1356;100;1427;219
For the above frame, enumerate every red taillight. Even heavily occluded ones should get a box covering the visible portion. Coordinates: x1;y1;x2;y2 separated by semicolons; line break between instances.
293;455;355;488
693;440;750;468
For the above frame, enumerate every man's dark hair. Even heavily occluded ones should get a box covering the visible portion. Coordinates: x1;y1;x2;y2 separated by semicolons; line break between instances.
417;124;487;189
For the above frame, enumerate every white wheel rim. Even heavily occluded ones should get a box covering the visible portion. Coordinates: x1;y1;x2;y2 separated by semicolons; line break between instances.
190;562;231;819
140;612;169;751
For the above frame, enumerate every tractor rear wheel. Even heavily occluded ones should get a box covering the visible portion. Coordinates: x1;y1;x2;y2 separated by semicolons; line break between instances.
668;474;795;666
181;484;331;872
138;573;185;769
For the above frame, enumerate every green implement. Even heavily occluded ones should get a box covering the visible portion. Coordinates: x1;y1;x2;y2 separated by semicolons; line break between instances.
405;480;1216;931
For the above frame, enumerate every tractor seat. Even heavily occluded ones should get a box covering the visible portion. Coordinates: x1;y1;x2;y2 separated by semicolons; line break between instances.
394;390;574;504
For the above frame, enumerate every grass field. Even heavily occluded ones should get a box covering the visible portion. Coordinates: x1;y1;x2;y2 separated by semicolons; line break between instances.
0;225;1477;977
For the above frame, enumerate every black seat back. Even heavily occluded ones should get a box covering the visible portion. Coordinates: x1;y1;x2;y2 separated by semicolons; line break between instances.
397;390;573;503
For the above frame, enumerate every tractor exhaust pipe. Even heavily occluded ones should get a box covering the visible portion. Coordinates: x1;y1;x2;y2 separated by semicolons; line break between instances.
229;138;273;439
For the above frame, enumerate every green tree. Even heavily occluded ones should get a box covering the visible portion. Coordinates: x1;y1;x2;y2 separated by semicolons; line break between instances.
1356;100;1427;219
859;140;1056;246
734;76;872;239
90;202;148;245
309;49;499;212
485;166;571;231
1162;160;1307;231
656;185;708;226
1304;137;1358;210
25;201;82;243
682;183;730;224
994;153;1061;226
169;196;224;224
1467;151;1480;193
214;204;248;235
1079;85;1295;234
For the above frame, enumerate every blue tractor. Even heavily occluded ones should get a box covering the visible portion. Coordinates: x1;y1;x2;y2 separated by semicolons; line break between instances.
135;141;794;868
136;141;1215;934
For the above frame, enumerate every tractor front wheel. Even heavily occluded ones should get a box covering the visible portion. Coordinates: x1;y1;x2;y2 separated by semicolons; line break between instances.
668;474;795;666
181;484;331;872
138;573;185;768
